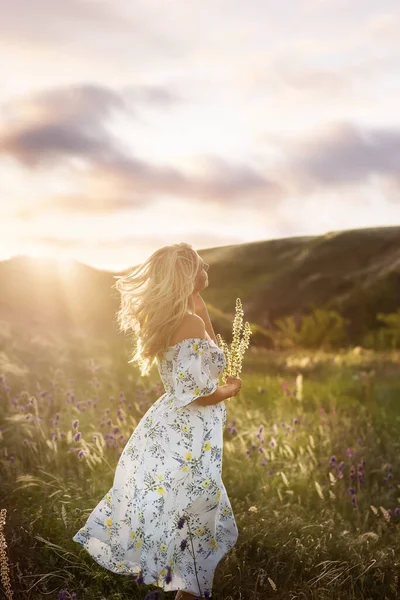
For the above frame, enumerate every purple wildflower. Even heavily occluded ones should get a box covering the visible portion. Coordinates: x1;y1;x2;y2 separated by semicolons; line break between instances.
165;565;172;584
135;570;144;584
177;517;186;529
180;539;188;551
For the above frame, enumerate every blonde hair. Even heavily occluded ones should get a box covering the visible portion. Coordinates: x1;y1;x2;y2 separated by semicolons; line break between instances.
112;242;202;377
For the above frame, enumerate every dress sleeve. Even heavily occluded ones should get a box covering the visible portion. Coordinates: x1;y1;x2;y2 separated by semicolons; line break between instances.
172;338;219;409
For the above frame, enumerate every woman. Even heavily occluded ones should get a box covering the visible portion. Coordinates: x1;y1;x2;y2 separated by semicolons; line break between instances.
72;242;242;599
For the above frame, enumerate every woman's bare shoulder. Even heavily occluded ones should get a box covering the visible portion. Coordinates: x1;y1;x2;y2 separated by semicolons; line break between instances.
169;313;206;346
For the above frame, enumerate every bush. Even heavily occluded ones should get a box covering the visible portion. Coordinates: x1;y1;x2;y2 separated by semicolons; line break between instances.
273;308;349;350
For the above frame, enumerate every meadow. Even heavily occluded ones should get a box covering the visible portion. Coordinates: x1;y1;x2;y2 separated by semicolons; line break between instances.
1;319;400;600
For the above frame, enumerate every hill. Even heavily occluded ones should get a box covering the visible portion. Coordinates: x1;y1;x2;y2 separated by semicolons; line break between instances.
0;225;399;347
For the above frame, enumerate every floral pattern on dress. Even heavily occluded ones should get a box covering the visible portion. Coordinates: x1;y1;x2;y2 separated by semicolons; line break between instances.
72;337;238;598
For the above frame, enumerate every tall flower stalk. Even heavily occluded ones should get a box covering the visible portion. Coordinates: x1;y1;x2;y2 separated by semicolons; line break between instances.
185;513;202;598
0;509;13;600
216;298;252;380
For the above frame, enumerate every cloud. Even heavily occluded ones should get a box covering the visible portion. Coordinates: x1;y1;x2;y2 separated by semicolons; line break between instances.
0;83;181;168
0;0;163;47
1;84;288;215
122;85;184;107
15;154;286;218
284;121;400;190
3;84;400;220
0;0;184;71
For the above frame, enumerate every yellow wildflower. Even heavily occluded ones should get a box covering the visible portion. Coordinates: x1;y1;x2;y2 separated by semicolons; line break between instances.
193;343;199;351
194;387;201;395
160;544;167;552
157;487;165;495
210;538;216;546
157;474;164;480
136;540;143;548
203;479;210;488
105;517;112;527
181;425;189;433
181;466;189;472
185;451;192;460
204;441;211;451
130;531;136;539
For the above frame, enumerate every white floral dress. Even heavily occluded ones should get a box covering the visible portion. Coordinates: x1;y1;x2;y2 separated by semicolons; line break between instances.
72;336;238;598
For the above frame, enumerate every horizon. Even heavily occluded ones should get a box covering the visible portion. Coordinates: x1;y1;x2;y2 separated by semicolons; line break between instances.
2;223;399;273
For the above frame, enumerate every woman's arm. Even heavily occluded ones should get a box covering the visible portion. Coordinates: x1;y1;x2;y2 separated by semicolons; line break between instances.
196;383;234;406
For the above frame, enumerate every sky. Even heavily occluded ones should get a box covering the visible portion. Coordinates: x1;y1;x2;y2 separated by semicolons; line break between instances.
0;0;399;272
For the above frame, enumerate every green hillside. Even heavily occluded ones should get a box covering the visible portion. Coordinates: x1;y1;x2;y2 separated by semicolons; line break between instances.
1;225;399;347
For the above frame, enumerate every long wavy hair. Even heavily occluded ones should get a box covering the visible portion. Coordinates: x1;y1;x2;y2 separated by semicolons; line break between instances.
112;242;202;377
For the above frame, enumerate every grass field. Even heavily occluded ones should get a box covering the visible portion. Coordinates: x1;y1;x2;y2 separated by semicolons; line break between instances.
1;320;400;600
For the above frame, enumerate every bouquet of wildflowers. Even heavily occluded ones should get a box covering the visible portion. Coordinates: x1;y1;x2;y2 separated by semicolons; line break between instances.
216;298;252;381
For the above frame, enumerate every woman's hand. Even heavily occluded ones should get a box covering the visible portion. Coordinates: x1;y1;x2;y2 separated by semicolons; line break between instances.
225;375;242;397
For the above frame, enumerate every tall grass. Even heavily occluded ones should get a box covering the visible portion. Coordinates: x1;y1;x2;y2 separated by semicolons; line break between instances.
1;320;400;599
